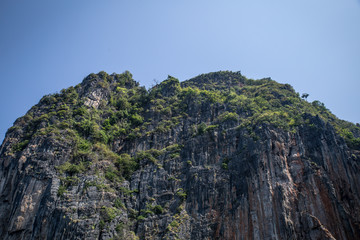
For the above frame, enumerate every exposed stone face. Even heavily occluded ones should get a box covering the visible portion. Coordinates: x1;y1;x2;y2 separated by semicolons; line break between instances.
0;72;359;240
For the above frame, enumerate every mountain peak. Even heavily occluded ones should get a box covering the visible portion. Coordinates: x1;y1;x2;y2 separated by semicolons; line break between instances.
181;70;246;90
0;70;359;239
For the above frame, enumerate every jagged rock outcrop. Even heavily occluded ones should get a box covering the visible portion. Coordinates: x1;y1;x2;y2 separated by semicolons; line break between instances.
0;71;359;239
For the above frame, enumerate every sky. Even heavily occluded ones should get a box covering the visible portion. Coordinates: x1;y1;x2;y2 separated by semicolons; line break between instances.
0;0;359;142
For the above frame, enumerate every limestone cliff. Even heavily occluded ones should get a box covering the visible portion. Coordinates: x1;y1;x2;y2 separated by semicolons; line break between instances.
0;71;359;239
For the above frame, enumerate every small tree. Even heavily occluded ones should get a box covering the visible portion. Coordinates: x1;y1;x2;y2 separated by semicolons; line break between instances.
301;93;309;100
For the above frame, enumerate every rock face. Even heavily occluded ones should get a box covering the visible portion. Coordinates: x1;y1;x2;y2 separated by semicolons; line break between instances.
0;71;359;239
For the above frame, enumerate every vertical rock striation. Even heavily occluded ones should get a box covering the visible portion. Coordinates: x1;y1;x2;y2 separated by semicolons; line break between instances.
0;71;359;239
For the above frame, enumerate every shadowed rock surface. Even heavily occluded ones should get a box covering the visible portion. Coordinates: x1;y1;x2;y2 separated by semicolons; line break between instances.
0;71;359;239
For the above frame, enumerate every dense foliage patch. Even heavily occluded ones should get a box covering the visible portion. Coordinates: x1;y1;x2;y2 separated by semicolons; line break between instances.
7;71;360;172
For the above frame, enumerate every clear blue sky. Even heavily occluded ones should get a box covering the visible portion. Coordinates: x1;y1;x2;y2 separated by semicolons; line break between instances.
1;0;359;142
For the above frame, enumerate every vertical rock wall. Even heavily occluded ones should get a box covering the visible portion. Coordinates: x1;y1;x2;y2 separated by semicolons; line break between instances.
0;72;359;239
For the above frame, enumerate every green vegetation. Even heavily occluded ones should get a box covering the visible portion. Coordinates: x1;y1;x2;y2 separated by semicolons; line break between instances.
166;211;190;234
7;70;360;195
137;215;146;221
115;153;138;180
115;222;125;234
301;93;309;100
101;206;121;222
137;203;165;222
181;71;245;91
217;112;238;123
57;185;67;197
196;123;219;135
119;187;139;196
60;176;80;186
153;205;164;215
114;198;125;209
57;162;86;175
134;149;162;164
221;157;230;170
169;220;180;229
197;123;207;135
105;166;121;182
12;140;29;152
99;220;105;230
176;188;187;201
338;126;360;150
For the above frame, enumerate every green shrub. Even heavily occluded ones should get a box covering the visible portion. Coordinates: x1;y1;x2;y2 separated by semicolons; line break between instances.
218;111;239;123
221;162;228;170
105;166;120;182
56;109;69;118
12;140;29;152
176;188;187;200
99;220;105;230
119;187;138;196
170;220;180;228
57;162;86;175
57;185;66;197
141;208;154;216
73;107;88;117
338;128;360;150
130;113;143;126
134;149;162;164
114;198;125;209
137;215;146;221
153;205;164;215
94;130;109;144
197;123;207;135
115;223;124;234
58;121;70;129
61;176;80;186
116;153;138;179
221;157;230;170
312;100;327;111
165;144;183;152
206;125;218;132
76;119;98;137
76;138;92;152
101;206;119;222
170;153;180;159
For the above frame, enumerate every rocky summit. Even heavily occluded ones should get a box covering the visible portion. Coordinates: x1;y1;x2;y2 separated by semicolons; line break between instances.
0;71;359;240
